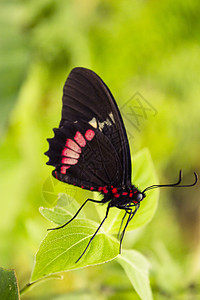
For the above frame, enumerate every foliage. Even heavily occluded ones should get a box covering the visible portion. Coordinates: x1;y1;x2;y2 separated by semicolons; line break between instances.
31;148;157;299
0;0;200;299
0;267;20;300
117;250;152;300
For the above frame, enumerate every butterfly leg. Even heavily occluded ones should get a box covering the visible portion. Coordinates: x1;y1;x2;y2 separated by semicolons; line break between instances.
47;199;103;231
129;203;140;221
117;211;127;240
119;203;140;253
116;206;132;240
76;203;111;263
119;211;132;254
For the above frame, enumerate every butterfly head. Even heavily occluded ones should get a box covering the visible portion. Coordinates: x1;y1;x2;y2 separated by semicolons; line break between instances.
132;191;146;203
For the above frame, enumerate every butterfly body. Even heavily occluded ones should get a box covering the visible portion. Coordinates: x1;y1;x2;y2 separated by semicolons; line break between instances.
98;185;145;207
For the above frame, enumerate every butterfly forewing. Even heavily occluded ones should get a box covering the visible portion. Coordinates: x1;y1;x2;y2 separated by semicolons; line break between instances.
60;68;131;186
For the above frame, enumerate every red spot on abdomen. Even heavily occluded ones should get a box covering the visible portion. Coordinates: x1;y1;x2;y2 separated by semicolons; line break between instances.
85;129;95;141
114;193;120;198
74;131;86;147
98;186;108;193
122;192;128;196
102;187;108;194
112;187;118;194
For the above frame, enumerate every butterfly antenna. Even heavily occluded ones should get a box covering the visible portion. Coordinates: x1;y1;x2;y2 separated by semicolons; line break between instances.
143;170;198;193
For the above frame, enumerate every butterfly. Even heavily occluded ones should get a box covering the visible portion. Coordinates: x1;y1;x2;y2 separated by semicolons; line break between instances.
45;67;198;262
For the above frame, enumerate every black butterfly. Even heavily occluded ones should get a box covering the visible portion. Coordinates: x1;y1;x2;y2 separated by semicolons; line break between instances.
45;67;198;262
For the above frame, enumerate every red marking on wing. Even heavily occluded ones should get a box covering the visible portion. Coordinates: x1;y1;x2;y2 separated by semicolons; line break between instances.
85;129;95;141
129;192;133;197
60;129;96;175
61;166;70;174
90;187;94;190
66;139;81;153
62;157;78;165
133;200;138;204
74;131;86;147
62;148;80;159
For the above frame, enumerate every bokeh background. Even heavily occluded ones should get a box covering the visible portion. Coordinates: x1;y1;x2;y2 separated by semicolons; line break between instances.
1;0;200;299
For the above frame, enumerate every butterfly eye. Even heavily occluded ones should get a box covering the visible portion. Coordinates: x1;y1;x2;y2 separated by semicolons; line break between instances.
134;193;144;202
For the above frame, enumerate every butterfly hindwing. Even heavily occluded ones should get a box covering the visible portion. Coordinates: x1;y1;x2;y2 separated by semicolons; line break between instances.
46;120;122;190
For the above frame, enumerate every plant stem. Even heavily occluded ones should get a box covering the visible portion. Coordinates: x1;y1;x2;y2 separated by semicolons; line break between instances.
20;275;63;296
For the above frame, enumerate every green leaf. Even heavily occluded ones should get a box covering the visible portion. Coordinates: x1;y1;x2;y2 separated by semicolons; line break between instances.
32;218;119;281
40;193;85;225
117;250;153;300
96;148;159;233
0;267;20;300
34;149;158;281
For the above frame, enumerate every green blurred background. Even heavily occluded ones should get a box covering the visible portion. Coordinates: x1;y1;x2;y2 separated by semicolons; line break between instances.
1;0;200;299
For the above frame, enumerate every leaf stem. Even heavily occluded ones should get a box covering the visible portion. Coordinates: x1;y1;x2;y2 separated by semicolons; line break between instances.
20;281;35;296
20;275;62;296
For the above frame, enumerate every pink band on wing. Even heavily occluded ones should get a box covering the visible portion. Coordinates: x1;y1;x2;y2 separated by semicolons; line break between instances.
66;139;81;153
62;157;78;165
85;129;95;141
60;166;70;174
74;131;86;147
62;148;80;159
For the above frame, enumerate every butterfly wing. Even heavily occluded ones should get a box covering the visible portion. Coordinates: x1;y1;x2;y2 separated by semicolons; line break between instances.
46;120;123;190
45;67;131;189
